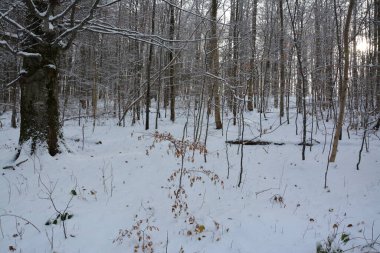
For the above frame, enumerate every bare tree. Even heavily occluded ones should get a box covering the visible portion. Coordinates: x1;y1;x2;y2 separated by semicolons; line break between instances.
145;0;156;130
329;0;356;162
208;0;222;129
247;0;258;112
376;0;380;113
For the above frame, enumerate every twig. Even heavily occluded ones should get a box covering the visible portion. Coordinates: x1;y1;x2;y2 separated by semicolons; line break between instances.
0;217;4;238
0;214;40;233
2;159;28;170
165;231;169;253
255;187;278;198
1;175;11;204
16;159;28;166
39;177;75;239
45;227;54;251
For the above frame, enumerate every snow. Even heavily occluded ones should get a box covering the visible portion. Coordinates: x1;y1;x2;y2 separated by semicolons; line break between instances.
45;64;56;70
19;69;27;75
17;51;42;58
0;105;379;253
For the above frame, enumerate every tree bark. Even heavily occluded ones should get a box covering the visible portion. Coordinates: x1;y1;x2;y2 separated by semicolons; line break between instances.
209;0;222;129
19;47;61;156
247;0;257;112
17;0;62;156
279;0;285;118
169;0;176;122
146;0;156;130
11;84;17;129
329;0;355;162
376;0;380;113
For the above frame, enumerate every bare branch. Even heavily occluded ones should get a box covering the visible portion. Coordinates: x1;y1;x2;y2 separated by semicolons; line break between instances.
49;0;81;22
96;0;120;9
0;11;44;43
0;1;21;20
0;39;16;53
24;0;48;19
53;0;101;45
4;75;22;89
160;0;230;27
0;214;41;233
17;51;42;58
0;31;19;40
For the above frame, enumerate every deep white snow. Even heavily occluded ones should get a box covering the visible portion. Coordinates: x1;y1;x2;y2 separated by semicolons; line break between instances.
1;104;379;253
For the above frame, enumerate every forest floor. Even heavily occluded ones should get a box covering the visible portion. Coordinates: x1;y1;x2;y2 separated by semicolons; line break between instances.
1;104;380;253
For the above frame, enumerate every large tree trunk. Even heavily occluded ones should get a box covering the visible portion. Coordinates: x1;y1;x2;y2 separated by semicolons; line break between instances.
19;47;61;156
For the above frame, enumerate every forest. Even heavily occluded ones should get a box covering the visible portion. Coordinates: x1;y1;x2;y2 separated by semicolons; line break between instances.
0;0;379;252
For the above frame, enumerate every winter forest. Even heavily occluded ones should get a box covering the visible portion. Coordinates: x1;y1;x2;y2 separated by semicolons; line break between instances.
0;0;379;252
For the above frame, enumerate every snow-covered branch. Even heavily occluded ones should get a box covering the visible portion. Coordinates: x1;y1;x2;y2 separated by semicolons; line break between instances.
1;40;43;60
0;70;28;91
0;31;19;40
0;40;16;53
0;10;44;44
53;0;101;46
86;22;173;51
17;51;42;59
87;20;210;45
4;75;22;89
96;0;120;9
24;0;48;19
49;0;81;22
0;1;21;20
160;0;230;27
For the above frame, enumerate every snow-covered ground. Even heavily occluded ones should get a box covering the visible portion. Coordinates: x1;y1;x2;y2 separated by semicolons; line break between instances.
1;106;379;253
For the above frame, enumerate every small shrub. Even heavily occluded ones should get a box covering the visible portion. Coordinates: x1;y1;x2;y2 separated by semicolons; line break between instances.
114;215;159;253
316;225;350;253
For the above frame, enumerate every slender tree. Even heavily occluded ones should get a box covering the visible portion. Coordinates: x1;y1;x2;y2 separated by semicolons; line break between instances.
376;0;380;113
209;0;223;129
146;0;156;130
279;0;285;119
329;0;356;162
247;0;258;111
169;0;176;122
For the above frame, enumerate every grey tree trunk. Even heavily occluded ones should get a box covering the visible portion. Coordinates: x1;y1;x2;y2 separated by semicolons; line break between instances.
329;0;355;162
247;0;257;112
376;0;380;113
146;0;156;130
19;47;61;156
209;0;223;129
279;0;285;118
169;0;176;122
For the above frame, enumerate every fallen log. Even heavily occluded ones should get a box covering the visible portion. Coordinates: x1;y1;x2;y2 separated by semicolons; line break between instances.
225;140;285;146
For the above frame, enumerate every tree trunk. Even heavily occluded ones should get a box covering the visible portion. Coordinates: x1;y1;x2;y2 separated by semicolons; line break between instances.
231;0;239;126
210;0;222;129
376;0;380;113
11;85;17;129
19;47;61;156
329;0;355;162
247;0;257;112
279;0;285;118
146;0;156;130
169;0;176;122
